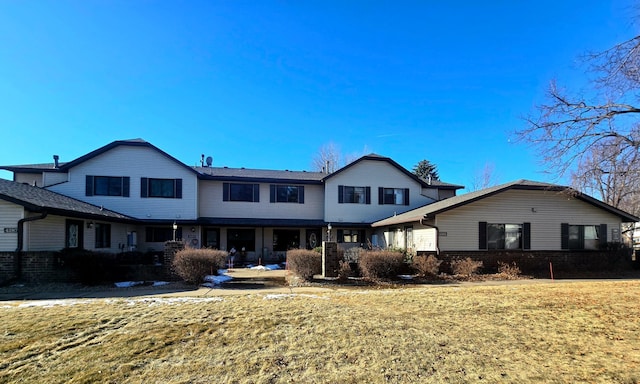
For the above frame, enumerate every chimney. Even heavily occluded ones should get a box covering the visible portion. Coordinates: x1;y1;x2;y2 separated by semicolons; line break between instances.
53;155;59;168
200;154;205;167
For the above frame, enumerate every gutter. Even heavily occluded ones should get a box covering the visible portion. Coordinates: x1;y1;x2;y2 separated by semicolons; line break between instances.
15;212;48;280
419;216;440;255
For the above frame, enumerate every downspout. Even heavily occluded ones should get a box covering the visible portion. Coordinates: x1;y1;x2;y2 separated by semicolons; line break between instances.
15;212;48;280
419;216;440;255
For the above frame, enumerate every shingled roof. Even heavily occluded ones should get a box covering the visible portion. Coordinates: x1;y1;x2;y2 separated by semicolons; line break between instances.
0;179;133;221
372;179;640;227
195;166;326;184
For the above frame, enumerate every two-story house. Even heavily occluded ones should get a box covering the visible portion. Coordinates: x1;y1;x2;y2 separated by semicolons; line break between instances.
0;139;462;263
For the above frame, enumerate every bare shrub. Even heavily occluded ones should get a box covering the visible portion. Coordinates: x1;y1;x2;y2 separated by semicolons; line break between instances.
172;248;228;284
358;250;405;279
412;254;442;277
337;260;352;281
497;261;522;279
287;249;322;280
450;257;483;276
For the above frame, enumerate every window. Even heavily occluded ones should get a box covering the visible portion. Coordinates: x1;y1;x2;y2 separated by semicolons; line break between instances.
86;176;130;197
95;223;111;248
146;226;182;242
227;228;255;251
270;185;304;203
479;222;531;250
223;183;260;202
337;229;365;244
273;229;300;251
338;185;371;204
378;187;409;205
487;224;522;250
562;224;606;250
140;178;182;198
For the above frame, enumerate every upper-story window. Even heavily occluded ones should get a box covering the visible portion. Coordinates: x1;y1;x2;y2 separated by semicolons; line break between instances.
85;176;130;197
223;183;260;202
140;178;182;198
270;185;304;203
378;187;409;206
338;185;371;204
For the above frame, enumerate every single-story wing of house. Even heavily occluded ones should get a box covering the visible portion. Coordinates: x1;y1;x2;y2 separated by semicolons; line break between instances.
372;180;639;274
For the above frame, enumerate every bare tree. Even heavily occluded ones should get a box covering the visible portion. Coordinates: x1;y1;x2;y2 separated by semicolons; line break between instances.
470;162;499;192
311;142;344;173
517;32;640;213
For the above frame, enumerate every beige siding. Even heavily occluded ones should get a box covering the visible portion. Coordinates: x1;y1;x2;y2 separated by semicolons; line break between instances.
0;201;23;251
436;189;623;251
324;160;435;223
28;216;66;251
199;181;324;220
48;145;198;220
413;224;438;252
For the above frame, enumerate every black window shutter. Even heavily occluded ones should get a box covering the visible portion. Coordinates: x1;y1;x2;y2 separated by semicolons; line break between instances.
365;187;371;204
337;229;344;243
523;222;531;250
253;184;260;202
338;185;344;203
561;223;569;250
404;188;410;206
378;187;384;205
122;177;130;197
223;183;229;201
299;186;304;204
270;185;276;203
175;179;182;199
599;224;608;248
85;175;94;196
478;221;487;250
140;177;148;198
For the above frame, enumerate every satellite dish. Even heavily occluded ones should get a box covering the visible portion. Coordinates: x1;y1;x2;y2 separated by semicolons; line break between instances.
206;156;213;167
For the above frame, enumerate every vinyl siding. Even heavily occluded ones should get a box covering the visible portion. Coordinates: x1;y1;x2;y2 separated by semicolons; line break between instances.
324;160;433;223
435;189;623;251
0;201;23;251
47;146;198;220
14;173;42;187
199;181;324;220
28;216;67;251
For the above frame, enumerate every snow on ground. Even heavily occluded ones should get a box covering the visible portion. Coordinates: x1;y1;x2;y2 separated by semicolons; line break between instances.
114;281;171;288
250;264;282;271
263;293;328;300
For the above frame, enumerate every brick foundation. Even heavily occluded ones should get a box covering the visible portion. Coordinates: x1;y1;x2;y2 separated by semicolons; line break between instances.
163;241;185;281
418;249;633;277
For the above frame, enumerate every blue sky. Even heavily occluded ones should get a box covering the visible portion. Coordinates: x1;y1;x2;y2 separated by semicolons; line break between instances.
0;1;636;190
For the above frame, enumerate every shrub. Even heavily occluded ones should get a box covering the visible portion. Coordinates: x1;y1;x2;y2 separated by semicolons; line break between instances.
337;260;352;281
450;257;483;276
287;249;322;280
358;250;405;279
497;261;521;279
56;248;118;285
172;248;228;284
412;254;442;277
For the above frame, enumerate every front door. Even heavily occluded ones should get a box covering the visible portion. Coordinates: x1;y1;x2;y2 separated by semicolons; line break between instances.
66;219;84;249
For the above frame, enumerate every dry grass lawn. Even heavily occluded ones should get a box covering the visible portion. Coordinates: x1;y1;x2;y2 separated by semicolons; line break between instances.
1;280;640;383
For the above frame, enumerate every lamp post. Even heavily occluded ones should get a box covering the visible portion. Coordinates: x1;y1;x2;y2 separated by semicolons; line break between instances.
327;223;332;242
172;221;177;241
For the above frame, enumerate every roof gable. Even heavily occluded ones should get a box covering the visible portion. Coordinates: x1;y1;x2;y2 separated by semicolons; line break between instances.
323;154;463;190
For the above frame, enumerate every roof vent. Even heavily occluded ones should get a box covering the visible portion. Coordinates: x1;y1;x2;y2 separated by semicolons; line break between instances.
53;155;59;168
206;156;213;167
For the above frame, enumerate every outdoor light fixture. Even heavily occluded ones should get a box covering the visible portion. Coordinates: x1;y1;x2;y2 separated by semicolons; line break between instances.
172;221;178;241
327;223;332;242
87;221;94;229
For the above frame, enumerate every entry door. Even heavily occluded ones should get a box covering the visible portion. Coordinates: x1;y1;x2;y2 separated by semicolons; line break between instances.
66;220;84;249
203;228;220;249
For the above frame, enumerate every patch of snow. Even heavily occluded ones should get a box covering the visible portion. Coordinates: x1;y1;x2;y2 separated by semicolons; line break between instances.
398;275;415;280
250;264;282;271
125;297;224;306
16;299;93;308
263;294;327;300
203;274;233;286
152;281;170;286
114;281;144;288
